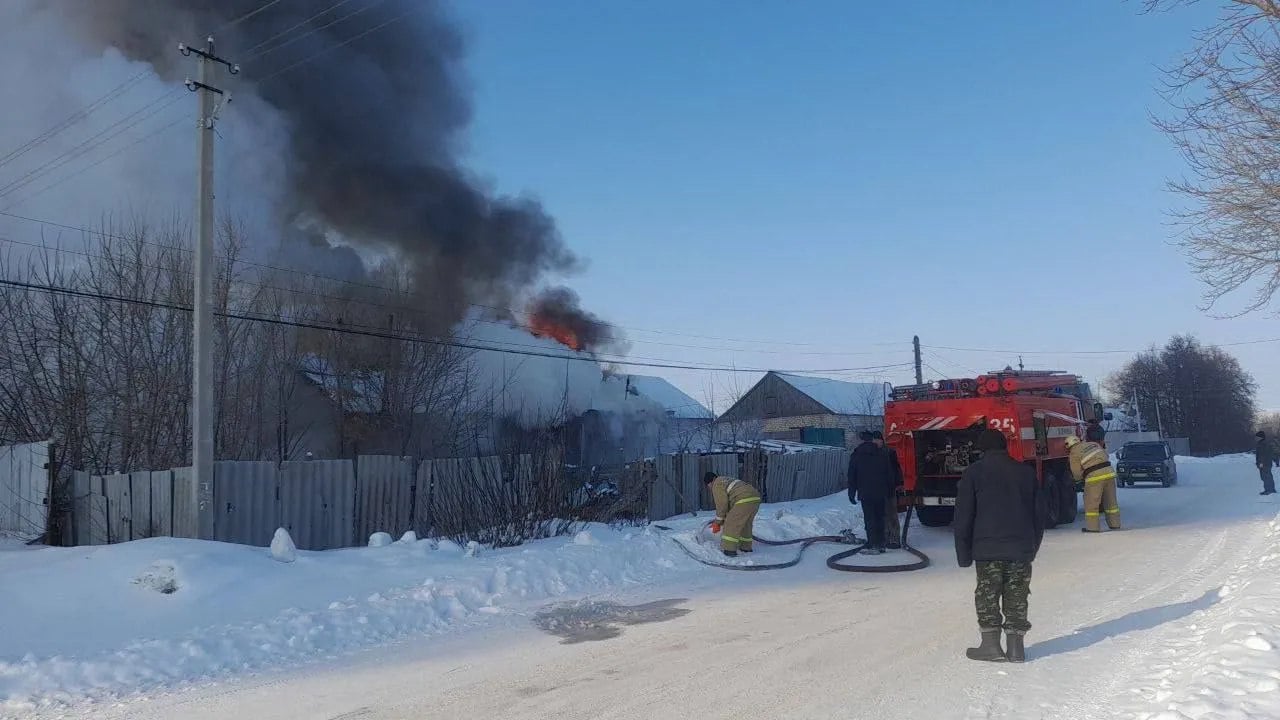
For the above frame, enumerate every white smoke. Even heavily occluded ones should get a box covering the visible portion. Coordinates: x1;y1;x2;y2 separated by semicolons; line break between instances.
0;2;335;273
457;317;665;426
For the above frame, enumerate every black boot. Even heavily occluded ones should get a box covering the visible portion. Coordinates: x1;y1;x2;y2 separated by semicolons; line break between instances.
965;630;1007;662
1005;632;1025;663
722;549;738;558
1081;527;1101;533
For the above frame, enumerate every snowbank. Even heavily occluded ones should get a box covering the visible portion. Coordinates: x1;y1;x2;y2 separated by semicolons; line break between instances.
1118;515;1280;719
0;494;862;712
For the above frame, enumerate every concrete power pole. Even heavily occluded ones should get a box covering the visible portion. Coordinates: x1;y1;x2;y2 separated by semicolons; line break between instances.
180;37;237;539
913;335;923;384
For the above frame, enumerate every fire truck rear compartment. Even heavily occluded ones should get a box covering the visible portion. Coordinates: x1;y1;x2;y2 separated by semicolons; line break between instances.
910;428;984;527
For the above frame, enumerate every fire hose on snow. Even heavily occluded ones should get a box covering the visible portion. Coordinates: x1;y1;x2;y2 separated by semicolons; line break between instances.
655;505;930;573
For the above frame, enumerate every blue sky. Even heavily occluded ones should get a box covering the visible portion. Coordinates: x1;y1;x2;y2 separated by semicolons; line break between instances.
451;1;1279;410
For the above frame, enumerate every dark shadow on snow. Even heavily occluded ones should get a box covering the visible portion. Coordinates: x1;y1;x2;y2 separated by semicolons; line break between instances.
533;598;691;644
1029;587;1220;661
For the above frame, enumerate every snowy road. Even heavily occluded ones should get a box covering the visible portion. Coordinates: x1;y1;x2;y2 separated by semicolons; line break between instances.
53;457;1279;720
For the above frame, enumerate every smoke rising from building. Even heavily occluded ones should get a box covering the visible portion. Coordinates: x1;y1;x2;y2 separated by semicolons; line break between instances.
42;0;581;332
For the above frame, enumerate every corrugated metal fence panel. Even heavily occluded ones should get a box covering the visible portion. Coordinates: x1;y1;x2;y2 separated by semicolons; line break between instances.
0;441;51;539
794;451;849;499
413;459;434;535
426;456;506;537
650;455;680;520
101;473;131;543
213;461;279;546
679;454;701;515
1167;437;1192;457
355;455;414;540
280;459;355;551
150;470;174;538
128;471;153;539
171;467;199;539
764;454;797;502
72;471;108;546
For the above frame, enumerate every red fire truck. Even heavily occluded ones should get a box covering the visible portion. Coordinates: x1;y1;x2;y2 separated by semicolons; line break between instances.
885;370;1104;529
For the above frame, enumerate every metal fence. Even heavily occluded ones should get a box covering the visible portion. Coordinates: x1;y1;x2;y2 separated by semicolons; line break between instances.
647;449;850;520
0;440;52;539
55;446;856;546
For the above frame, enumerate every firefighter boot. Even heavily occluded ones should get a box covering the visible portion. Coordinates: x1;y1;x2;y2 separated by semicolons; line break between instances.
1005;632;1026;663
965;630;1007;662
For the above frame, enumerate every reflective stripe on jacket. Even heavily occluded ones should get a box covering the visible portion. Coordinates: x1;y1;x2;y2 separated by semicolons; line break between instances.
1069;441;1113;483
711;476;761;522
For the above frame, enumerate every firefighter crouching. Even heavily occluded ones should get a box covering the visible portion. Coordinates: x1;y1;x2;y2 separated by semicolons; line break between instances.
704;472;762;557
1066;435;1121;532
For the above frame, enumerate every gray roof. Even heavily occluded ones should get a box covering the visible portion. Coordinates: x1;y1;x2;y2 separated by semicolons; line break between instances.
774;373;886;416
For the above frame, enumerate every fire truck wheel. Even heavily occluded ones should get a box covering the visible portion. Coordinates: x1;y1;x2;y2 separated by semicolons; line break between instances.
915;505;954;528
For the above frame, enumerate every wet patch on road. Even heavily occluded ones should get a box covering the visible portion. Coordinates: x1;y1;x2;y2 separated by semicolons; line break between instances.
532;598;691;644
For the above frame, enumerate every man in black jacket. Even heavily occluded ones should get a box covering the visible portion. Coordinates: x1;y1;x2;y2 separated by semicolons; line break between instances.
849;430;896;553
1085;418;1106;448
1256;431;1277;496
872;430;904;548
953;429;1045;663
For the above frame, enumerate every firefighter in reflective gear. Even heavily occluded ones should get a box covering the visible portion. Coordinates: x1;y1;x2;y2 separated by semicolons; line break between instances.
704;472;762;557
1066;435;1121;532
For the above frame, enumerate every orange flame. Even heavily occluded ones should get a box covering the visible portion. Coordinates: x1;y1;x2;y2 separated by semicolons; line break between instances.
528;312;584;352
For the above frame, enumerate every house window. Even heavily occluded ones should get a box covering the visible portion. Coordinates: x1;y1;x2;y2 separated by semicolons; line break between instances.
764;394;780;418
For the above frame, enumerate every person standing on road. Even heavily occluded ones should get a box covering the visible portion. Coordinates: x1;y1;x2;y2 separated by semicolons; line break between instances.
1085;418;1106;449
703;472;762;557
953;429;1044;663
872;430;903;549
1067;435;1121;532
1255;431;1277;496
848;430;896;554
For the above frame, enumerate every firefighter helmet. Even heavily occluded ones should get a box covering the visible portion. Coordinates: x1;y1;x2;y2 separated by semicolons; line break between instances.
1064;435;1081;449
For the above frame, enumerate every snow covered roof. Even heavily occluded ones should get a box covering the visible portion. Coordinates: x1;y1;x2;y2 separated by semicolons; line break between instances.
774;373;886;416
712;439;844;454
300;354;384;414
623;375;712;419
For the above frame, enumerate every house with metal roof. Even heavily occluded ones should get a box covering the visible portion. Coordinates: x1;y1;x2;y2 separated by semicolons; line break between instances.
717;371;887;449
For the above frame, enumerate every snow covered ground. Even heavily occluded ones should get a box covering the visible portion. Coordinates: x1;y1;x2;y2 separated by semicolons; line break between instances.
3;455;1278;719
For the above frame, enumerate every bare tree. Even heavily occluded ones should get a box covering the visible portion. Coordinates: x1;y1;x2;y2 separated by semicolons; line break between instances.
1149;0;1280;312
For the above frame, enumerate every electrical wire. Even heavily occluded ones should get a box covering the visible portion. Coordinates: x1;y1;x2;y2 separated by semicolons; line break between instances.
0;277;920;376
0;210;887;349
0;70;153;171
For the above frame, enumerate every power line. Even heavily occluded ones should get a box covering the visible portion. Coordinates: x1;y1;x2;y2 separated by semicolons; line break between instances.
0;91;185;201
0;277;919;375
215;0;288;33
0;70;153;171
1;111;187;212
247;0;383;61
0;232;916;358
0;210;886;348
255;4;416;85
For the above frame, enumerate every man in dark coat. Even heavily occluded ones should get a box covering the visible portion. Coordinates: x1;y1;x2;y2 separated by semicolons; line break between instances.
872;430;903;548
1085;419;1106;448
953;429;1045;663
1256;431;1277;496
848;430;896;553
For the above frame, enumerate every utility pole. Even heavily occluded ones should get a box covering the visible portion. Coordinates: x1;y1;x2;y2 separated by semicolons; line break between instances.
1132;388;1144;433
1018;355;1024;372
180;37;237;539
913;335;923;384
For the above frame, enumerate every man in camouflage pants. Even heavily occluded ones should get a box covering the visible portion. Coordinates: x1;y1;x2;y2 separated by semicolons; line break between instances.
953;429;1045;663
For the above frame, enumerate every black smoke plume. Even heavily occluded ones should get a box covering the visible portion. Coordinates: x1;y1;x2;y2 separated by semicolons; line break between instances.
47;0;580;332
526;286;620;354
